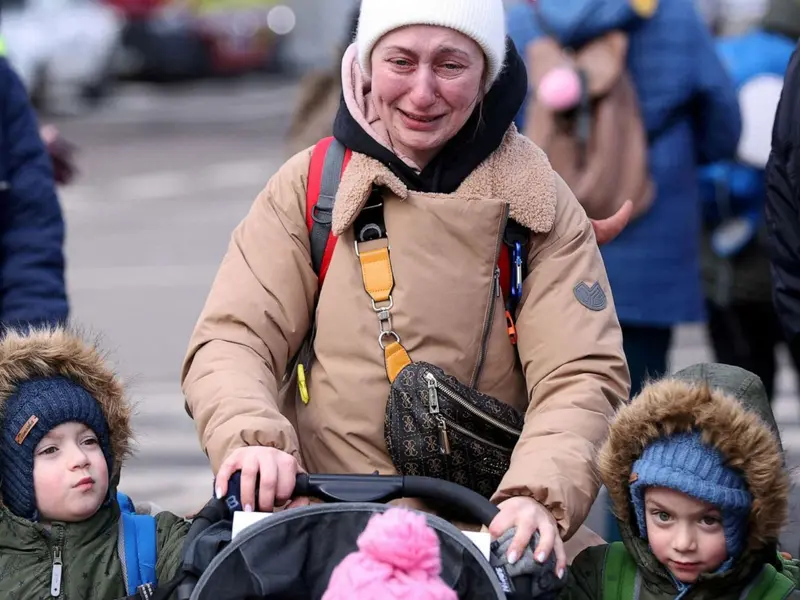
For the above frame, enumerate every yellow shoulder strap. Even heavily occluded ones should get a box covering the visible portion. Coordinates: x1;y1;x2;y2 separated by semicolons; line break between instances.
357;239;412;382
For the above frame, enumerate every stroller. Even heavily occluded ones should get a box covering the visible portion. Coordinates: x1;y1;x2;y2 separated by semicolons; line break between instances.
159;474;562;600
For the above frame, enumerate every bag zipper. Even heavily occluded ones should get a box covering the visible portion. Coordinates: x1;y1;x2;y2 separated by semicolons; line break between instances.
471;205;509;387
426;374;451;454
426;371;522;442
443;416;515;452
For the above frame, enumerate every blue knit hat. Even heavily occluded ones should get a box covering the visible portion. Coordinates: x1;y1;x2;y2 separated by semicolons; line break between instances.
630;431;752;562
0;376;112;520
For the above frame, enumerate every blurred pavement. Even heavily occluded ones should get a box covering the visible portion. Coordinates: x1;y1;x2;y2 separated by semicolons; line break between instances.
54;79;800;549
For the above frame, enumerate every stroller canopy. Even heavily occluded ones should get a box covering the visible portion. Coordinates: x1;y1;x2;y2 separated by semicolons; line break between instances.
190;502;506;600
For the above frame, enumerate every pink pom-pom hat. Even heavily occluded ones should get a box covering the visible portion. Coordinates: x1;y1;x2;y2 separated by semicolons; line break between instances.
322;508;457;600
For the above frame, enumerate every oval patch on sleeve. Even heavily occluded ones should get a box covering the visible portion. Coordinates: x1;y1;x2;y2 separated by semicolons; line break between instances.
574;281;608;311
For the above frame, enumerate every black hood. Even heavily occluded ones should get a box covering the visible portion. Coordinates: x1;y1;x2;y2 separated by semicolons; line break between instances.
333;38;528;194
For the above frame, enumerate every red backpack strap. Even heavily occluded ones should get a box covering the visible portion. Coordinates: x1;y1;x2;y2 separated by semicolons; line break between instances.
497;246;511;302
306;137;352;286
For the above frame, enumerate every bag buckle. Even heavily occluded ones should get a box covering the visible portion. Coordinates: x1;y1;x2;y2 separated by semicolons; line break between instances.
311;201;333;225
505;310;518;345
511;241;523;303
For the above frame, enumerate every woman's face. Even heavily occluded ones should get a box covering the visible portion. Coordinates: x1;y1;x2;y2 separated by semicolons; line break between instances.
371;25;486;168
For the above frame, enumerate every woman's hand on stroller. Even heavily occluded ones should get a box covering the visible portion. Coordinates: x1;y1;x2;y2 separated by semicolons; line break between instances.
215;446;309;512
489;496;566;579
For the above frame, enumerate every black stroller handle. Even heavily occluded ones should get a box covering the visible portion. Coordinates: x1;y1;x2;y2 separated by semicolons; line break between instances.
294;473;500;527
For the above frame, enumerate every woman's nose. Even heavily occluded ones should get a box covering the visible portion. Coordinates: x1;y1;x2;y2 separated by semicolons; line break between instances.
408;68;438;108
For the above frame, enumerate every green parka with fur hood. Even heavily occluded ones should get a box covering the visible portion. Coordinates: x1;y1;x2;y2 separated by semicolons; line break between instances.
0;328;190;599
562;363;799;599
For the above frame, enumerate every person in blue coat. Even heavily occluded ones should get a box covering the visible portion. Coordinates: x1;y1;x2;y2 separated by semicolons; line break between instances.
507;0;741;399
0;56;68;330
698;3;799;404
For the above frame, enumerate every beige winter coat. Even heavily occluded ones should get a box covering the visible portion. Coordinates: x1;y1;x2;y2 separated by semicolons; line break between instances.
182;122;630;544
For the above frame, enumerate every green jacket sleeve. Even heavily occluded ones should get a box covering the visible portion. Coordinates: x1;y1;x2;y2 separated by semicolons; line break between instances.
155;511;190;583
560;545;607;600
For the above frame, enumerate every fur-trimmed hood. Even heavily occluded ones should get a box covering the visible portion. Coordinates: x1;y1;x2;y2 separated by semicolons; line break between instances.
600;363;788;555
0;327;132;487
331;126;558;236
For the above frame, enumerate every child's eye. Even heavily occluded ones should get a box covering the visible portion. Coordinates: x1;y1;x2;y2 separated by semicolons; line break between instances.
82;437;99;446
701;515;721;526
37;446;57;456
653;511;671;522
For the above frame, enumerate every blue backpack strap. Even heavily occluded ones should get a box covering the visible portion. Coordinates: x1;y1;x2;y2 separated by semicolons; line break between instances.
117;492;158;596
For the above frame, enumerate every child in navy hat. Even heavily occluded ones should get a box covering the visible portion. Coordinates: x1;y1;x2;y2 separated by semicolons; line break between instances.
560;363;798;599
0;327;189;599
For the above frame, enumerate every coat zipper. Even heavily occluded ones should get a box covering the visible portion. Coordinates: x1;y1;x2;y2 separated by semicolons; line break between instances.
471;205;509;387
50;528;64;598
426;371;522;456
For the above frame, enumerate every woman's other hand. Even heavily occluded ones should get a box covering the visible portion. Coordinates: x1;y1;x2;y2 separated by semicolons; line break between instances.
591;199;632;245
214;446;302;512
489;496;566;578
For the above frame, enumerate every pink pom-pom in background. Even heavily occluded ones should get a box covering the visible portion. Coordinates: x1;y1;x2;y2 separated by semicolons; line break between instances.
537;66;582;111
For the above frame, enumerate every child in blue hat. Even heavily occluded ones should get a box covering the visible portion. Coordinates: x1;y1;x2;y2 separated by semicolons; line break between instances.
0;327;190;599
561;363;798;599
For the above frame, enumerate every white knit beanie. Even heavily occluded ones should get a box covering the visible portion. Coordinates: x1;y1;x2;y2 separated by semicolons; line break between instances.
355;0;507;92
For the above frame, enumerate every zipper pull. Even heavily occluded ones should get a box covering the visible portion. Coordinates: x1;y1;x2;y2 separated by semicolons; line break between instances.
494;266;501;298
513;242;524;300
425;373;439;414
437;417;452;455
51;546;63;597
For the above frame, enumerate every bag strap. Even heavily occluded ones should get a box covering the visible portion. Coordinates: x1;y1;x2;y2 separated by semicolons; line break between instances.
352;197;413;383
117;492;158;597
306;137;352;286
742;564;796;600
603;542;642;600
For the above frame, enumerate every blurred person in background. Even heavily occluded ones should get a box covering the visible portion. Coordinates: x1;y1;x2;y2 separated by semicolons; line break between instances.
699;0;800;403
765;2;800;372
507;0;741;401
0;26;76;186
507;0;741;544
0;20;68;331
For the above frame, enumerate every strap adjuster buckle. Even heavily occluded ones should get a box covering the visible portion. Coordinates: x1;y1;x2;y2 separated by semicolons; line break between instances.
311;201;333;225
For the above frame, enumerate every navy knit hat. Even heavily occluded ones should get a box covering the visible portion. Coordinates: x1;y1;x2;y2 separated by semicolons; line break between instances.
630;431;752;563
0;376;112;520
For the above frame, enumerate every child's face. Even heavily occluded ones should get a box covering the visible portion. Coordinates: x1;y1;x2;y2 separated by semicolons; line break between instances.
33;421;109;523
644;487;728;583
